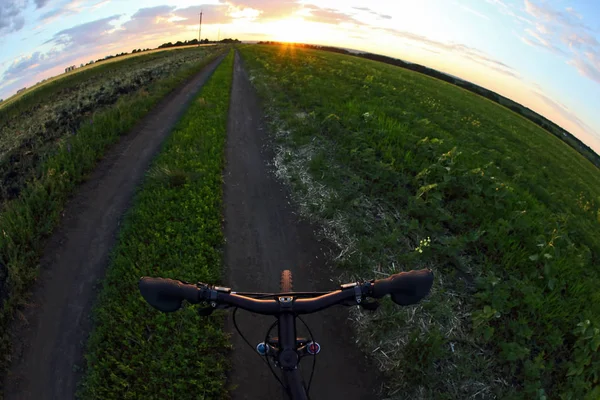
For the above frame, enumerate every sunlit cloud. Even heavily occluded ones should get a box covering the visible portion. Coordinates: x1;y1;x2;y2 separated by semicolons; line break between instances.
531;88;600;153
304;5;362;25
456;3;490;21
568;52;600;85
535;23;548;34
38;0;117;26
519;0;600;89
351;7;391;20
381;27;520;80
565;7;582;20
486;0;532;25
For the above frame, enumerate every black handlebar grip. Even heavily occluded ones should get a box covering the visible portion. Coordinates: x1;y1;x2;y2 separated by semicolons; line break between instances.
139;277;200;312
371;269;434;305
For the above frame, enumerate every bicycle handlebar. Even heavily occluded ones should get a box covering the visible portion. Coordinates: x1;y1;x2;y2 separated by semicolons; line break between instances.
371;269;434;305
139;269;433;314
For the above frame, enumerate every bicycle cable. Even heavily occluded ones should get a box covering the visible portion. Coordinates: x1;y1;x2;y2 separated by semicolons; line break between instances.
297;316;317;398
232;307;271;366
232;307;286;389
263;320;288;391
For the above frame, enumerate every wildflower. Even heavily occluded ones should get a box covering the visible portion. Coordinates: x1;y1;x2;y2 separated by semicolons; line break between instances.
415;237;431;253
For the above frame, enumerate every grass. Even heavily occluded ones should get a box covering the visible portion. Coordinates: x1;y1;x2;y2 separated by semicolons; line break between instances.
0;47;227;379
0;46;222;203
239;44;600;399
78;50;234;399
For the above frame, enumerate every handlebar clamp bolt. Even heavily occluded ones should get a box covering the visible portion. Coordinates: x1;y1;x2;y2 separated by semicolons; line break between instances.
307;341;321;355
354;285;362;304
256;342;268;355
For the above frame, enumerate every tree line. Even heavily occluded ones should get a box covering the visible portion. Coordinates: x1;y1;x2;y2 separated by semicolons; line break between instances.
158;38;241;49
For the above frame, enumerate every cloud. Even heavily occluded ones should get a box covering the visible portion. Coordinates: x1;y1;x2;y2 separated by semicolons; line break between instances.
565;6;582;20
522;1;600;86
7;2;239;96
523;0;590;30
38;0;90;25
523;28;566;55
562;32;600;50
34;0;50;8
48;15;122;47
535;22;548;34
173;4;234;26
485;0;532;25
130;5;175;19
351;6;392;20
382;27;520;79
304;5;361;25
485;0;508;9
4;52;45;80
226;0;301;20
457;4;490;21
532;88;600;148
37;0;115;26
568;52;600;84
0;47;69;95
40;7;71;22
89;0;111;11
0;0;26;34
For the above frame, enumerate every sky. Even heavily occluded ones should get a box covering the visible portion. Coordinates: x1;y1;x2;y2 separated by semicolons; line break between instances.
1;0;600;154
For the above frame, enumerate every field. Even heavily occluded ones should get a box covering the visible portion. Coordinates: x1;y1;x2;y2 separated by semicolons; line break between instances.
0;45;225;378
0;45;221;203
0;44;218;111
2;41;600;399
79;50;234;399
239;44;600;399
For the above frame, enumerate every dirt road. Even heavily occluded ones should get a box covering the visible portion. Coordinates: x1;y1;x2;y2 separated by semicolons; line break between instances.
2;54;226;400
224;51;382;399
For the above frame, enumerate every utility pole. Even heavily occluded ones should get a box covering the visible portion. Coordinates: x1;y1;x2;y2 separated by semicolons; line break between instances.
218;27;220;42
198;11;203;46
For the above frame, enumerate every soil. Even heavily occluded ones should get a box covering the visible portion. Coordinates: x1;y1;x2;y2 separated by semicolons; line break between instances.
223;51;383;399
2;54;226;400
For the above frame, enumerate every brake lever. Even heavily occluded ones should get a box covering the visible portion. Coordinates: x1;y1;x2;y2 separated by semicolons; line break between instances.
197;302;229;316
339;298;379;310
197;307;214;316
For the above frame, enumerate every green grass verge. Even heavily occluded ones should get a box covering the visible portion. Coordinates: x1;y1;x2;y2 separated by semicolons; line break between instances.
239;45;600;399
0;49;226;377
78;50;234;399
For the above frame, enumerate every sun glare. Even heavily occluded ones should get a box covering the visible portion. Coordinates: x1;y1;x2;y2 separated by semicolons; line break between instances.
271;18;307;43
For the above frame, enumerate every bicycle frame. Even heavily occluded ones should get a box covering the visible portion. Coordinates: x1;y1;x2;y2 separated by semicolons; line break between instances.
278;312;308;400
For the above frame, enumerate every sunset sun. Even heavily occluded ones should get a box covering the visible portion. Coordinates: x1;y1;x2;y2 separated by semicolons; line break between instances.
271;18;306;42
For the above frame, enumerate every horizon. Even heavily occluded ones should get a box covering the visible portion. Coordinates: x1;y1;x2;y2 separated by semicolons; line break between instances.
1;0;600;154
